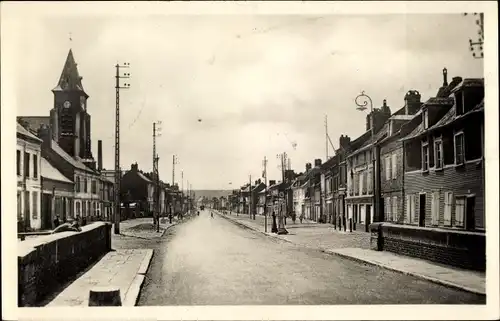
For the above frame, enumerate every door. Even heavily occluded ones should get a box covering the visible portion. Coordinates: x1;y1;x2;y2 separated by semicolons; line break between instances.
366;204;372;227
419;194;426;227
466;196;476;230
42;194;52;230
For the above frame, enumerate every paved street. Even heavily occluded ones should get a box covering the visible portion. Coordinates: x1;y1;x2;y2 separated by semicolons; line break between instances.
137;210;484;305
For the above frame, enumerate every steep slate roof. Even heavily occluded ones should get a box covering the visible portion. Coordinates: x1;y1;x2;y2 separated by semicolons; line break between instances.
50;140;93;172
17;116;50;133
41;157;73;183
52;49;88;96
17;123;42;143
137;171;152;183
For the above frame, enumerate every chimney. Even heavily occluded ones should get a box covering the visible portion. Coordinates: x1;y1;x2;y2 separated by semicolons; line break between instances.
269;180;276;186
285;169;295;182
37;124;52;148
367;100;391;132
97;140;103;171
306;163;312;172
442;67;448;87
404;90;422;115
314;159;322;167
339;134;351;150
131;163;138;172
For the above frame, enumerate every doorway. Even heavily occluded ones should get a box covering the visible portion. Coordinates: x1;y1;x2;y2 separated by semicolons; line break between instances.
466;196;476;230
41;193;52;230
419;194;426;227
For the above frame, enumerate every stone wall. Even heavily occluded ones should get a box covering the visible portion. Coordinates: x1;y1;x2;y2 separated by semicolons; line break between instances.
18;222;112;307
370;222;485;271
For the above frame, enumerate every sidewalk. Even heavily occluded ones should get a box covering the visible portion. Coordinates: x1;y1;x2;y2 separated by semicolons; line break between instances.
47;249;153;306
113;217;179;239
217;211;486;295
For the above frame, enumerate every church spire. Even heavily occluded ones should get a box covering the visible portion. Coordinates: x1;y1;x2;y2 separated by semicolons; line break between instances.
52;49;87;96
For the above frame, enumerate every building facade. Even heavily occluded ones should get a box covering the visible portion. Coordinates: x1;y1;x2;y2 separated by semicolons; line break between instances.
17;123;43;231
402;77;484;231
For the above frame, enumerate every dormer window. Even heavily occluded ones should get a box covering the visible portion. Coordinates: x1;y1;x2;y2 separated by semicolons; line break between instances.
422;108;429;129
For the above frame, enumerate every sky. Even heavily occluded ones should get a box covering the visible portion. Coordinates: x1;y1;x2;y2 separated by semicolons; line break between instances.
7;7;484;190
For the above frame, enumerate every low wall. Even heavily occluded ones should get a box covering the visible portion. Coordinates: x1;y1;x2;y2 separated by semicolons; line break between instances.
18;222;112;307
369;223;485;271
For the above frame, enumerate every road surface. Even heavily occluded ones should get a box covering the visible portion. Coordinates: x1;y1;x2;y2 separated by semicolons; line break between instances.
132;210;484;305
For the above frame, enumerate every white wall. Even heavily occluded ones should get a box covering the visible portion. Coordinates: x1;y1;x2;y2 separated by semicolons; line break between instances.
17;138;42;230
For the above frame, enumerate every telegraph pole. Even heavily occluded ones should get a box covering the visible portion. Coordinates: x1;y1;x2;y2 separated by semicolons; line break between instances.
153;121;162;232
172;155;178;215
325;115;329;160
114;62;130;235
263;156;268;232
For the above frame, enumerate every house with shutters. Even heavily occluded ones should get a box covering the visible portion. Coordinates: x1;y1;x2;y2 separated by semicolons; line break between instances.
17;123;43;231
376;89;424;223
383;71;485;271
402;76;484;231
346;101;391;232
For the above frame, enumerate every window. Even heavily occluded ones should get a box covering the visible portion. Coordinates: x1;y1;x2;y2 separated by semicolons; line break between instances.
422;108;429;129
76;201;81;217
385;156;391;180
75;176;80;192
454;132;465;165
33;155;38;179
431;191;439;225
455;196;465;227
422;143;429;171
91;180;97;194
444;192;453;226
24;152;30;178
434;139;443;169
359;172;364;195
17;150;21;176
391;153;397;179
367;169;373;193
84;178;88;193
24;191;30;221
17;191;22;220
385;197;392;221
406;194;416;224
32;191;38;219
392;196;398;222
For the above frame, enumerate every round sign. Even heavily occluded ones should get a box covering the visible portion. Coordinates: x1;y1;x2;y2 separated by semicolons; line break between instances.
279;192;284;198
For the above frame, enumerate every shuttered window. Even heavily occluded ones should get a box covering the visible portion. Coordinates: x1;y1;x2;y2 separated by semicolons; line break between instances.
406;194;417;224
455;197;465;227
444;192;453;226
454;133;465;165
385;197;392;221
392;196;398;222
431;191;439;225
385;156;391;180
391;154;397;179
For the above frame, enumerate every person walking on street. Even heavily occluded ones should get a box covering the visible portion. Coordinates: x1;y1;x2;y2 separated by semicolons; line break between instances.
53;215;60;229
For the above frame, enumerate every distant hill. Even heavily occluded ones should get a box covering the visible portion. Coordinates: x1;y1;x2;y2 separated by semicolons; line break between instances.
192;190;232;200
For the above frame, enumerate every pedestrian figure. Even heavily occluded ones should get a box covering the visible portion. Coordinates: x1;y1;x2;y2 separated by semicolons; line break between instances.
53;215;60;229
299;213;304;224
292;213;296;224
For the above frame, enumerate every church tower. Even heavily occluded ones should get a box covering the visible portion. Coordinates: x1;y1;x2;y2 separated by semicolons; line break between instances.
51;49;94;166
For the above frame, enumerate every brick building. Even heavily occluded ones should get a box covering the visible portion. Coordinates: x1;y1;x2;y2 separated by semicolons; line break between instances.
346;101;391;232
371;70;486;271
377;90;423;223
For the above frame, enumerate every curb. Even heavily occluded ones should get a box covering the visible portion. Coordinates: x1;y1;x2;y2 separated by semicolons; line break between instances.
219;213;485;296
119;222;178;240
218;213;294;245
123;249;155;306
322;249;486;296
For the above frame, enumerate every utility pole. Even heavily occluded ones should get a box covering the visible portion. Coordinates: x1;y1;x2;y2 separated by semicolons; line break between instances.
276;152;289;235
263;156;268;232
325;115;329;160
464;13;484;59
113;62;130;235
172;155;178;215
153;121;162;232
249;174;252;219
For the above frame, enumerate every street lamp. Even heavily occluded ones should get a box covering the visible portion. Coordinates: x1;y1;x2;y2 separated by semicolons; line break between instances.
355;91;377;232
